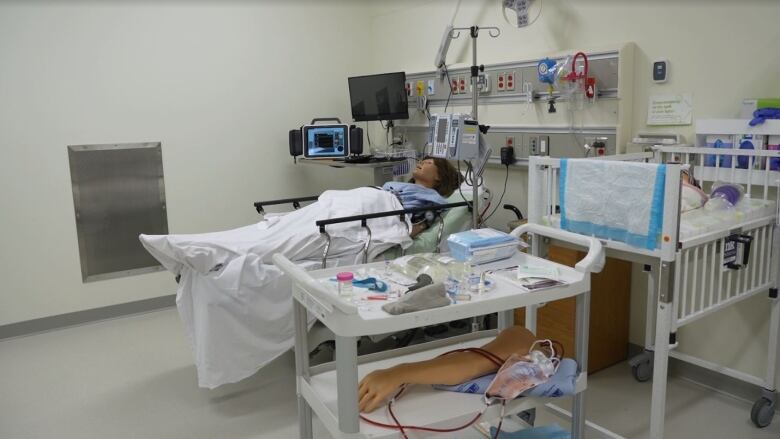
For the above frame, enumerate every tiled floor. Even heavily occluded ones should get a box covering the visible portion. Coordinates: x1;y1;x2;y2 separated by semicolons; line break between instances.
1;308;777;438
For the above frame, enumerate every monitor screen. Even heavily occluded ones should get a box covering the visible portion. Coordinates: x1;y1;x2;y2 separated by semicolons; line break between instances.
304;125;348;158
348;72;409;122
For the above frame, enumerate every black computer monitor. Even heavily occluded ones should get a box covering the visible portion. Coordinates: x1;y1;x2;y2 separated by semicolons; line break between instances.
348;72;409;122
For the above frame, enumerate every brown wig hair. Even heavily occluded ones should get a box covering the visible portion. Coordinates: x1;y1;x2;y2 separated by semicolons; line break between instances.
410;156;463;198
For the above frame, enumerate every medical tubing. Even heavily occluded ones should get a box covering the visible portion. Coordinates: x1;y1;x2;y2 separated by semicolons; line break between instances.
444;65;454;113
359;347;505;435
492;401;507;439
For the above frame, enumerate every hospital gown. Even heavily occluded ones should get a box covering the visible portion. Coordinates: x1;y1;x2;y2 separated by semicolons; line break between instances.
140;187;412;388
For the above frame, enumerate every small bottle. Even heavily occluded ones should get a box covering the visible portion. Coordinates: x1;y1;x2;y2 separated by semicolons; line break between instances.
445;276;460;302
336;272;354;299
467;261;480;293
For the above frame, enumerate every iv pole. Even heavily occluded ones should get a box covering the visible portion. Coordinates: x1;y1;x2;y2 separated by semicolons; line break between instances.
449;25;500;228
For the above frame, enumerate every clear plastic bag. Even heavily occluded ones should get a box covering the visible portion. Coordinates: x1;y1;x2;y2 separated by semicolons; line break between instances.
705;182;745;210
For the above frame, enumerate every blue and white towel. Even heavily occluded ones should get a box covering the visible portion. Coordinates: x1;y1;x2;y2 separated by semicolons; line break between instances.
559;159;666;250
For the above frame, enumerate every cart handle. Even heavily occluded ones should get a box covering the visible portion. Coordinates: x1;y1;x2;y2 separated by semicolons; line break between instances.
510;223;605;274
272;253;358;315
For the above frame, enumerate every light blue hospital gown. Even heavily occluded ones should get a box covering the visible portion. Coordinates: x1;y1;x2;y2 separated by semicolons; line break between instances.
381;182;448;222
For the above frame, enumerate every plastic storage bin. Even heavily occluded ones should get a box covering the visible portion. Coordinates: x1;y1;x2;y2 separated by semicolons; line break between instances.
704;135;733;167
768;135;780;171
447;228;519;264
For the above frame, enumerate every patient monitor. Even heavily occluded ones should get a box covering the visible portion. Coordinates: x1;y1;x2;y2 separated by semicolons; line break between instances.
289;117;364;161
303;124;348;159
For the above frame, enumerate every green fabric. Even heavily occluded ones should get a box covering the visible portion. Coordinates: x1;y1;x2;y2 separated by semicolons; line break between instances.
381;189;473;259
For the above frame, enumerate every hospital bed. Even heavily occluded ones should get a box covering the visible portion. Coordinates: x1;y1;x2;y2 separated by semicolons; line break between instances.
526;146;780;437
142;185;483;389
276;222;608;439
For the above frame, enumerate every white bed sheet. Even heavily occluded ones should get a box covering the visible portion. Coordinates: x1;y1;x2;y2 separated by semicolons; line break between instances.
141;187;412;388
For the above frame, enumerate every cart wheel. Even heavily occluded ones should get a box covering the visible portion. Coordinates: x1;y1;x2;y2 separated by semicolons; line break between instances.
750;397;775;428
632;360;653;382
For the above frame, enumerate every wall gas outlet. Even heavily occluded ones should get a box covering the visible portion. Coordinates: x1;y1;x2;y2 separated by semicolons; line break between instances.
415;80;425;96
427;79;435;95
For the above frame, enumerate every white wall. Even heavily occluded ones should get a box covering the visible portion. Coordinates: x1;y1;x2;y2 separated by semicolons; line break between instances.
366;0;780;382
0;1;373;325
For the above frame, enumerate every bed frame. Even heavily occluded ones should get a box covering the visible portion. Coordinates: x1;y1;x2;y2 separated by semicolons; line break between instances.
527;146;780;437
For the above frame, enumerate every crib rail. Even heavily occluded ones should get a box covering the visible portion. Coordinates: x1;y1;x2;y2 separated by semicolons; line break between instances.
653;146;780;202
673;222;775;328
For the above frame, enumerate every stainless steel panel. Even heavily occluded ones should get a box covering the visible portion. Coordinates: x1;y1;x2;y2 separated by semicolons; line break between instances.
68;142;168;282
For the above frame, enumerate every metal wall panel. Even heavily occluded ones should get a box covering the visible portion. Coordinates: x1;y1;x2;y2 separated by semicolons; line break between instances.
404;49;622;106
68;142;168;282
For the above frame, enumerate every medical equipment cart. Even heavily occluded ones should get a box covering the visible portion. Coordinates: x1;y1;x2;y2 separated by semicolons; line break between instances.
274;223;606;438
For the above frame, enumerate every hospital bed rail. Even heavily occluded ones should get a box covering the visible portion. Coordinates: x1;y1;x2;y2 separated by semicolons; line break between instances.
253;195;319;215
315;201;471;267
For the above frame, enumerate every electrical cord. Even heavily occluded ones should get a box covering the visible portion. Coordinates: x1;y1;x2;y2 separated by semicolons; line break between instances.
482;164;510;223
456;160;474;212
365;121;372;150
484;165;509;221
444;65;453;113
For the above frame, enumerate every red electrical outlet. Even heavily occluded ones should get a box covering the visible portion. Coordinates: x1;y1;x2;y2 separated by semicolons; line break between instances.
497;72;505;91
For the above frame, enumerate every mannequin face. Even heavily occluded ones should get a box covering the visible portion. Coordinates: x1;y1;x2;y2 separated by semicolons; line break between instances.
412;159;439;189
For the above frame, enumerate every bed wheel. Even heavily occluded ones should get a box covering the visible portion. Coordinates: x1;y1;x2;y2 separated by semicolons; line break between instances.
629;352;654;382
631;361;653;382
751;397;776;428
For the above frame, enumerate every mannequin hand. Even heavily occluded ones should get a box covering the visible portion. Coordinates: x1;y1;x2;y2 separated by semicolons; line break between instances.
358;367;404;412
410;222;428;238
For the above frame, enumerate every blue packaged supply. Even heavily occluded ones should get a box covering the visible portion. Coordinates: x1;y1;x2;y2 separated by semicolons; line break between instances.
447;228;520;264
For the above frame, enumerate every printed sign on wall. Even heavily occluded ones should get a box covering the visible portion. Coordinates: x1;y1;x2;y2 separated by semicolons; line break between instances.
647;93;693;126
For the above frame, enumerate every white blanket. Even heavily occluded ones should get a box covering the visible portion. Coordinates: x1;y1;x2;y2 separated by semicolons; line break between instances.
140;187;412;388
